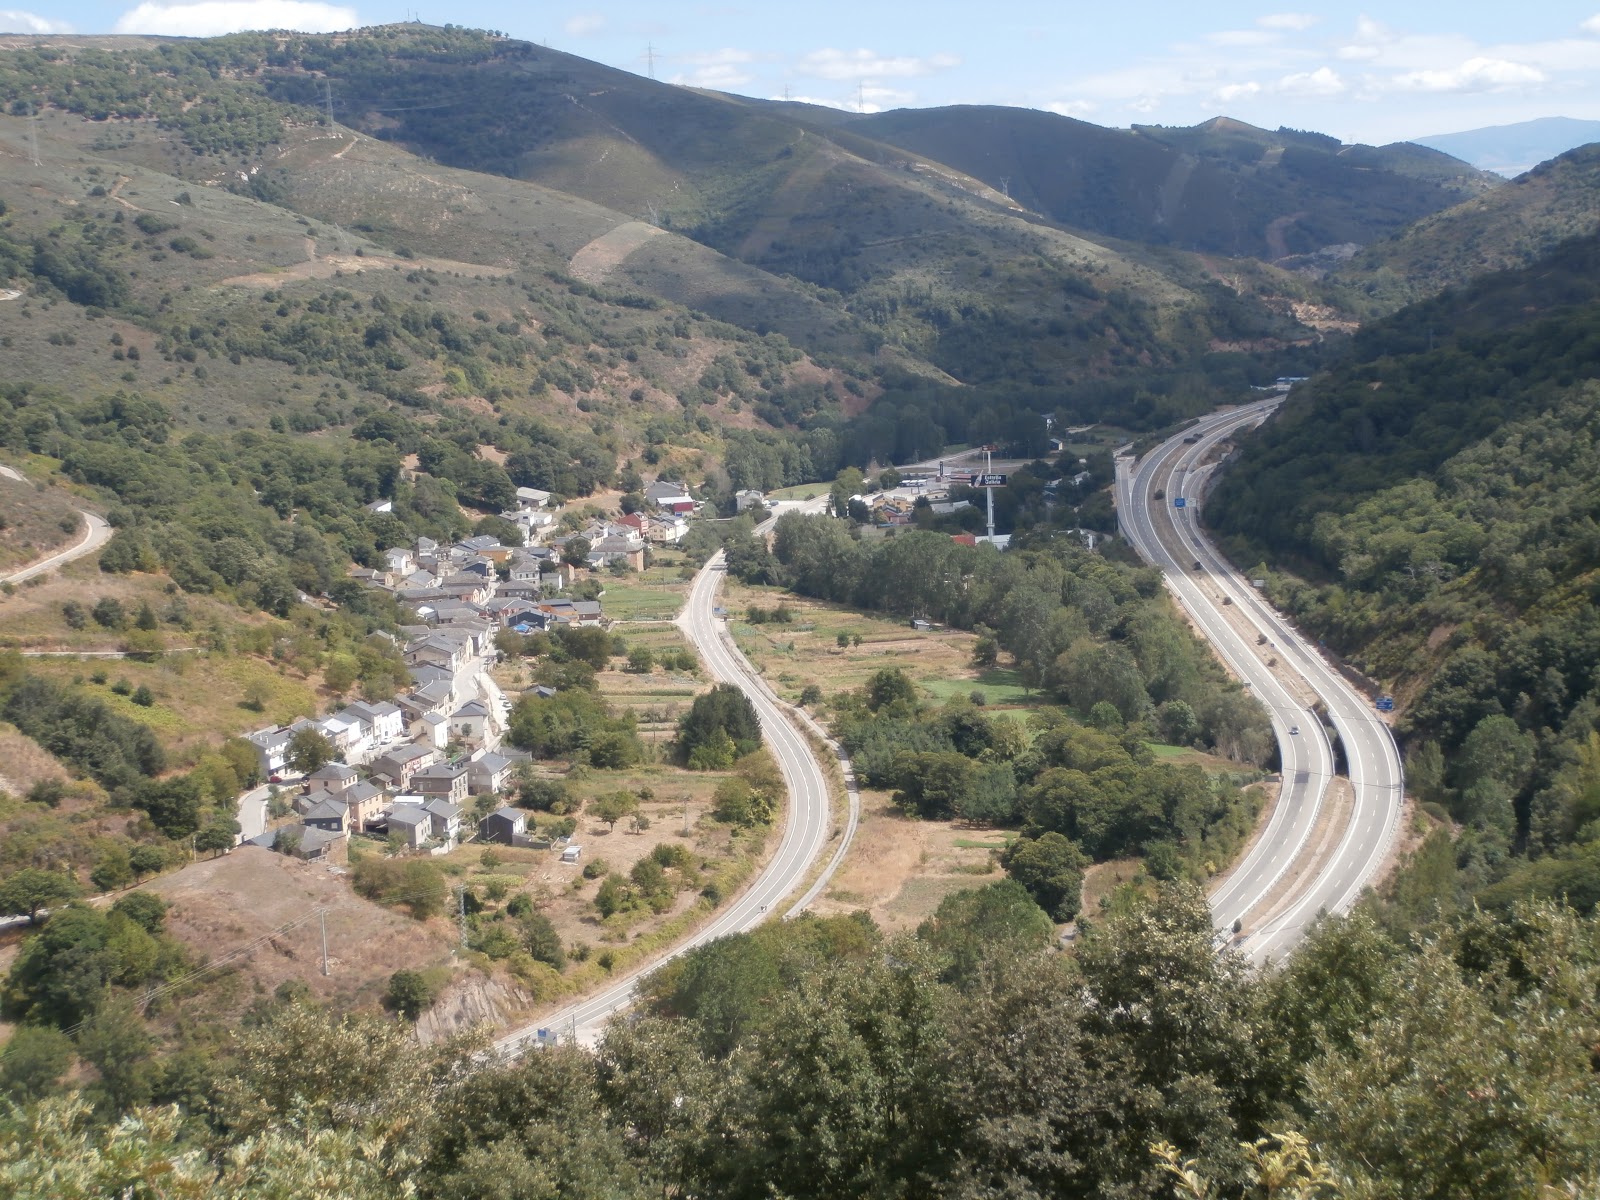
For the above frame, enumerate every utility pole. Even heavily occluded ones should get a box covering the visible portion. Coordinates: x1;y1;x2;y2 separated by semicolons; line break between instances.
322;78;335;128
985;446;996;541
645;42;656;79
857;81;865;113
456;885;468;947
26;101;40;168
319;909;330;976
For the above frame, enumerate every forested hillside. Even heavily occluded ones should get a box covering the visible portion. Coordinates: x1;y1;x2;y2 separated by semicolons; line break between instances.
5;888;1599;1199
840;109;1497;260
1211;231;1600;911
1332;142;1600;314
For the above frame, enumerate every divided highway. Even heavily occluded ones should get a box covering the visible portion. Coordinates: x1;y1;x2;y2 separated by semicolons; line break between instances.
1116;400;1405;963
495;502;840;1052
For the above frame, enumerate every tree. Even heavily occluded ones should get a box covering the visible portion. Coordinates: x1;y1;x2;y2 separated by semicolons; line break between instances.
917;879;1054;986
0;1024;73;1101
4;904;112;1026
1002;832;1087;922
866;667;918;714
0;868;82;924
128;844;168;880
518;912;566;969
78;996;158;1112
111;890;169;934
799;684;823;707
677;684;761;764
561;536;592;567
386;968;439;1019
196;823;238;857
90;845;135;893
687;727;737;771
595;872;637;918
592;791;639;832
627;645;655;674
91;596;125;629
713;777;773;827
288;727;334;774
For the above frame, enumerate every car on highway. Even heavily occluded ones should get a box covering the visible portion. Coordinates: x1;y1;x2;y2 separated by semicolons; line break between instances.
1289;725;1300;735
1192;560;1202;571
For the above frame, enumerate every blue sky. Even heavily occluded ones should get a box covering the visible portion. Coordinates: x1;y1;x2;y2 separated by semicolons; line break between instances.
8;2;1600;144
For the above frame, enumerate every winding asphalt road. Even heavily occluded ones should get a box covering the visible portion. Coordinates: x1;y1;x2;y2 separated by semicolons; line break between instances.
493;501;842;1052
1116;400;1405;963
0;464;111;585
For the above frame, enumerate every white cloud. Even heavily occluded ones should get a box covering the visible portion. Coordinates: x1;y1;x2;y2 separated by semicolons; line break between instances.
1046;99;1099;118
671;48;756;90
1584;14;1600;35
1278;66;1345;96
773;93;852;110
114;0;356;35
563;13;604;37
1393;56;1546;92
797;47;960;81
1258;13;1318;32
1213;81;1262;104
0;9;73;32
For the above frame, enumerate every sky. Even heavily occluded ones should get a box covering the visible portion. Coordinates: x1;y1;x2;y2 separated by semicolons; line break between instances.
7;1;1600;145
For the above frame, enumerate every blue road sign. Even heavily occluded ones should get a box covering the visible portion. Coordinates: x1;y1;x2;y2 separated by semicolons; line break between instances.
1173;497;1187;508
1376;696;1395;712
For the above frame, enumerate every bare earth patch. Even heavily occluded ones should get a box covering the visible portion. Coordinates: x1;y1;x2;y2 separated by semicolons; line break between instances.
568;221;667;285
146;848;467;1019
807;792;1002;933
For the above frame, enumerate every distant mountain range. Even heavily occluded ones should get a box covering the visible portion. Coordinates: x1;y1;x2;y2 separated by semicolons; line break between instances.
1413;116;1600;177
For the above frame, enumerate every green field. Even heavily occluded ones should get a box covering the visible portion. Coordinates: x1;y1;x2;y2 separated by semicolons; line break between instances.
919;669;1034;707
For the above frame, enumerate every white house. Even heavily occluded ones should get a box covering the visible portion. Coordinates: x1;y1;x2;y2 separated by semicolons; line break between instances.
244;726;293;779
515;486;553;510
424;798;464;849
341;700;405;745
413;710;450;750
383;547;415;576
735;489;766;512
450;699;492;746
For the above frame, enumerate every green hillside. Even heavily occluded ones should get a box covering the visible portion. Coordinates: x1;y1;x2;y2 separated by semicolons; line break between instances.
837;109;1498;261
0;24;1334;398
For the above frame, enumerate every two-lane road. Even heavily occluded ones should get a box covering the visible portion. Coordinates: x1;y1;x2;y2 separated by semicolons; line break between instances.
494;502;840;1052
1117;401;1404;963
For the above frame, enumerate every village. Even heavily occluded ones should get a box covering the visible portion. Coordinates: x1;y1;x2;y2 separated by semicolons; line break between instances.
235;477;737;865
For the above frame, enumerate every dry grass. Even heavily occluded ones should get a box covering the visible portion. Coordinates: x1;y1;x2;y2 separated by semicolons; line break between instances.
0;473;82;574
807;791;1003;933
720;579;987;706
20;651;318;768
0;722;72;798
146;848;469;1022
